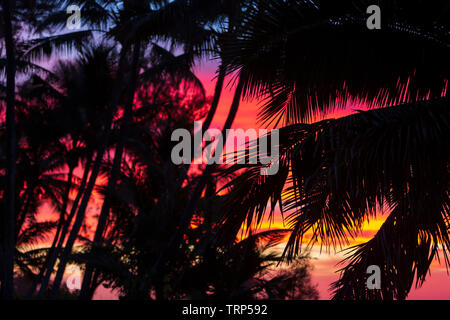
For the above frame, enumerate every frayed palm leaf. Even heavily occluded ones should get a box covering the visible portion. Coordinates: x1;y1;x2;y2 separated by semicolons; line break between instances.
222;0;449;124
17;221;58;246
221;97;449;299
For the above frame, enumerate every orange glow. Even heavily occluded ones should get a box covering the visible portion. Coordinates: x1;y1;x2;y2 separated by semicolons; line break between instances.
31;61;448;300
194;60;450;299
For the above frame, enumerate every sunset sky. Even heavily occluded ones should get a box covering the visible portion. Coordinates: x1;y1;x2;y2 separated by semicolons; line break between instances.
191;59;450;300
2;0;448;304
32;57;449;300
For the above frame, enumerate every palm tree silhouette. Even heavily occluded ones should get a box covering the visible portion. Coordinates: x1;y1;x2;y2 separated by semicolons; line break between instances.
142;0;254;278
0;0;68;299
62;83;318;299
35;1;157;297
1;0;448;301
219;0;449;300
76;0;245;296
24;45;117;297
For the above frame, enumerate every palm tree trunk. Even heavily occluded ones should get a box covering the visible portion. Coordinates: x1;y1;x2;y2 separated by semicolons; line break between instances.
84;269;100;300
202;63;226;132
53;139;79;243
79;41;141;299
152;74;245;275
174;63;226;190
1;0;17;300
15;189;32;240
47;44;132;298
33;157;92;297
48;133;111;298
53;164;76;252
29;161;78;297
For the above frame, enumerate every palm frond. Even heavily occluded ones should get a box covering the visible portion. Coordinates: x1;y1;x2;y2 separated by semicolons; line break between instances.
35;0;115;33
17;221;58;246
222;98;449;258
22;30;92;61
222;0;450;123
331;194;450;300
140;43;206;99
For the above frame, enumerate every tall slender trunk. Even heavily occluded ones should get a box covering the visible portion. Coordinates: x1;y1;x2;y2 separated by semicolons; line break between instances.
152;75;245;275
53;139;79;241
47;45;131;298
79;41;141;299
53;164;76;249
47;121;113;299
83;269;100;300
174;63;226;191
1;0;17;300
15;188;32;240
202;63;226;132
30;159;81;298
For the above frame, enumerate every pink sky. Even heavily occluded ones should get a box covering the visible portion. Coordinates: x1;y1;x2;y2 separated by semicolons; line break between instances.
192;60;450;300
37;58;448;300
